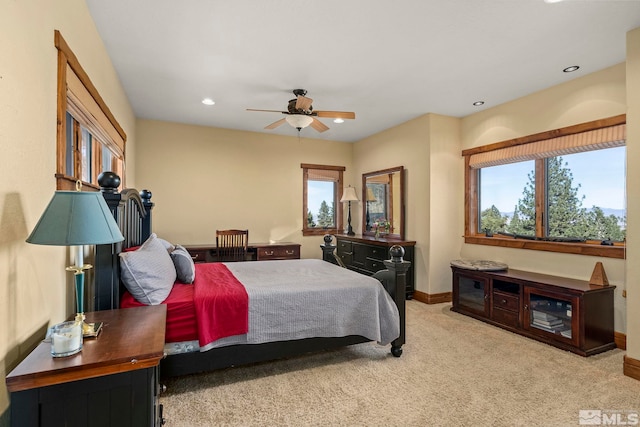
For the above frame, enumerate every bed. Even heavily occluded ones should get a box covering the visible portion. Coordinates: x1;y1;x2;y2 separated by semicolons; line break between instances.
92;172;409;378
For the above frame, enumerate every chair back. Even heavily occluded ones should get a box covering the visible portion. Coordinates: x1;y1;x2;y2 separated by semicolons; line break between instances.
216;229;249;262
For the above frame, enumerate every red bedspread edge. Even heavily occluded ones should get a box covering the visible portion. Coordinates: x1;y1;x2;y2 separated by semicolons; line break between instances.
121;263;249;347
193;263;249;347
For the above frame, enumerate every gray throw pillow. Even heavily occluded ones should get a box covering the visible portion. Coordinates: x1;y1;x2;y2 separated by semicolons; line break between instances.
119;233;177;305
171;244;196;284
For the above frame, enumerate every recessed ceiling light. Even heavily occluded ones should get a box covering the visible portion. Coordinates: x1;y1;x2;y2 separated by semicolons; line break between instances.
333;118;344;124
202;98;215;106
544;0;564;3
472;101;485;106
563;65;580;73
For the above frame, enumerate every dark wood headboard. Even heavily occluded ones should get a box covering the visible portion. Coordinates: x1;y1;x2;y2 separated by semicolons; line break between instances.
92;172;153;311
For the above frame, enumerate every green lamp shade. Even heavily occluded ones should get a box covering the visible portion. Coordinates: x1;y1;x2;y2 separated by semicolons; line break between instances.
26;191;124;246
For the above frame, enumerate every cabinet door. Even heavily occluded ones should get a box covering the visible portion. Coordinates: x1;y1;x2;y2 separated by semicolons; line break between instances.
524;287;579;347
453;272;489;318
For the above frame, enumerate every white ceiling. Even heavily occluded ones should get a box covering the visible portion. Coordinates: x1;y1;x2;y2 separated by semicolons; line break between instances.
86;0;640;143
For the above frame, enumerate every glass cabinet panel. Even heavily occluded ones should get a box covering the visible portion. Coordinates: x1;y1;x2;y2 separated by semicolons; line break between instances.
525;288;577;344
456;274;489;316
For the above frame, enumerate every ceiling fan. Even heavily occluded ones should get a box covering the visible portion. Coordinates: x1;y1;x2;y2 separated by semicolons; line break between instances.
247;89;355;133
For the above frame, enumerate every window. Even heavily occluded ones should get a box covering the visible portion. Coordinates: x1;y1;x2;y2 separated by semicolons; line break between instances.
55;30;126;190
465;115;626;259
301;164;345;236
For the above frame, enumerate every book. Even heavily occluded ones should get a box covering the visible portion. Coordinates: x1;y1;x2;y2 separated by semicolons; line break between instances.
532;310;559;322
532;318;563;327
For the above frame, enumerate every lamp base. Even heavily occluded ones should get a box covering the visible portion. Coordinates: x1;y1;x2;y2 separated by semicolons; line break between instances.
83;321;103;338
75;313;103;338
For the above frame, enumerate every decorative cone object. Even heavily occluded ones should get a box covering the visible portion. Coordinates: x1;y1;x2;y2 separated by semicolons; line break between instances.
589;262;609;286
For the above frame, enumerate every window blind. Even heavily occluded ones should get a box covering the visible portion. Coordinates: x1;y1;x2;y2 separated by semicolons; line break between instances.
66;65;125;158
469;124;626;169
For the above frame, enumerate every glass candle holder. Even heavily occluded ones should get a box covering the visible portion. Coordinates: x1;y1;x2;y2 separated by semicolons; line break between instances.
50;320;83;357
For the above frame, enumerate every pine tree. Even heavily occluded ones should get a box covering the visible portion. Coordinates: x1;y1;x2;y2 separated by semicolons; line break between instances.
506;169;536;236
307;211;316;228
480;205;507;234
505;156;625;241
317;200;333;227
546;157;588;238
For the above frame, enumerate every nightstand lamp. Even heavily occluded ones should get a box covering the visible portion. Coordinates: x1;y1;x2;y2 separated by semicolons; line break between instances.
26;182;124;342
340;186;359;236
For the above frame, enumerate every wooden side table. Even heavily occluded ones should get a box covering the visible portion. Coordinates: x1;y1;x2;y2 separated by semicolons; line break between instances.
6;305;167;427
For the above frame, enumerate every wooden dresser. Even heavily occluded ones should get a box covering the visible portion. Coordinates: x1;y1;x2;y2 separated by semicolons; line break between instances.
329;234;416;299
6;305;167;426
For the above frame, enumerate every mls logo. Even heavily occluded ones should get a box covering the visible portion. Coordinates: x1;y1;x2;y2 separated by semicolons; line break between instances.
580;410;602;425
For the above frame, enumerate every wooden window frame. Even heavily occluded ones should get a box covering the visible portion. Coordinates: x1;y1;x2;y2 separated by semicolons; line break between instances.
463;115;626;259
301;163;345;236
54;30;126;191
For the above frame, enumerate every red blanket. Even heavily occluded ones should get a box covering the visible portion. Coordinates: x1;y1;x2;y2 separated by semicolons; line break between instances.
193;263;249;347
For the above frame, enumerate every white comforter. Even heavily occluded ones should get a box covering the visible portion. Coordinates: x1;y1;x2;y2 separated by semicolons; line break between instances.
199;258;400;352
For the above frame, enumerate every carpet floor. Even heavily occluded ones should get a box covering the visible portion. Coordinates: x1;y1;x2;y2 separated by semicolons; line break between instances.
160;300;640;426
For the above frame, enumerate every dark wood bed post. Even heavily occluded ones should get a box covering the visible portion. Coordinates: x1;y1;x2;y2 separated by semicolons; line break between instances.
321;235;409;357
92;172;153;311
383;246;410;357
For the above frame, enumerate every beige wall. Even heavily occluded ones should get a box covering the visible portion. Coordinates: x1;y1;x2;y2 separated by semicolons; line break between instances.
625;27;640;359
134;119;355;259
352;114;462;296
0;0;135;419
459;63;628;332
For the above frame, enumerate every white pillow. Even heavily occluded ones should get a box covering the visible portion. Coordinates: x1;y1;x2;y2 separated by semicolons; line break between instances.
171;244;196;284
119;233;177;305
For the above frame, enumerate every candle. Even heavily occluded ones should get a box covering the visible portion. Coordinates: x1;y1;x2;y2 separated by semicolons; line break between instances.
50;321;82;357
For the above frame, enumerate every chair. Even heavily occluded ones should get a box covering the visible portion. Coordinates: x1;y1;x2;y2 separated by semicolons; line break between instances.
215;229;249;262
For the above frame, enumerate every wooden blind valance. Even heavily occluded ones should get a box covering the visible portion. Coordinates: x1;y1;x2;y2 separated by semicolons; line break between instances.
469;124;626;169
301;164;345;182
66;65;125;158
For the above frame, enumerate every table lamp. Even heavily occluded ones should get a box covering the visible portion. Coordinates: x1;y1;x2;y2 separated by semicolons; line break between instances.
340;186;359;236
26;182;124;339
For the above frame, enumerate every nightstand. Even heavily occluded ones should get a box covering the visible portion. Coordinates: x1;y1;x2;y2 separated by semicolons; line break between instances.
6;305;167;427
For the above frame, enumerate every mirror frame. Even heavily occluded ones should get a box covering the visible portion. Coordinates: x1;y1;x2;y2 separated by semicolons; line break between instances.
362;166;405;240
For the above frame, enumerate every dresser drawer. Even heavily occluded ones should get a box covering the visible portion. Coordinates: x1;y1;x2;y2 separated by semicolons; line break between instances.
492;307;520;328
493;291;519;312
364;258;386;272
256;245;300;261
184;247;212;263
336;240;352;255
365;245;387;261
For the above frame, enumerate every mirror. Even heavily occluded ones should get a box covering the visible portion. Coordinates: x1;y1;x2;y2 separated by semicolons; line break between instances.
362;166;405;239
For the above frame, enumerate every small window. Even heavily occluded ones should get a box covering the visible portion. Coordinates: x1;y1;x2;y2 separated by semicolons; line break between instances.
55;30;126;190
301;164;345;236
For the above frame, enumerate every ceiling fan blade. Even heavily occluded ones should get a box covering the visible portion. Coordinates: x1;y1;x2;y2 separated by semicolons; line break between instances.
295;95;313;111
247;108;287;114
314;110;356;119
265;118;287;130
309;118;329;133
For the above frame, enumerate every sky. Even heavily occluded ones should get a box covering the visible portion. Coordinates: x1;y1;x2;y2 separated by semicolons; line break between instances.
308;181;335;218
480;147;626;213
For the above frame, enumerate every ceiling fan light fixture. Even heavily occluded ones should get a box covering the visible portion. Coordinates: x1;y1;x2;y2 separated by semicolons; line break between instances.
285;114;314;129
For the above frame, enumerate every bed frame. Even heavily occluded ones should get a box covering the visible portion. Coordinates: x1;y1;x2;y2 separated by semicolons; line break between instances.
92;172;409;378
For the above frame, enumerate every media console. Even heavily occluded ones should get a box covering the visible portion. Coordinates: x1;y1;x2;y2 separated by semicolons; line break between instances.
451;266;616;356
